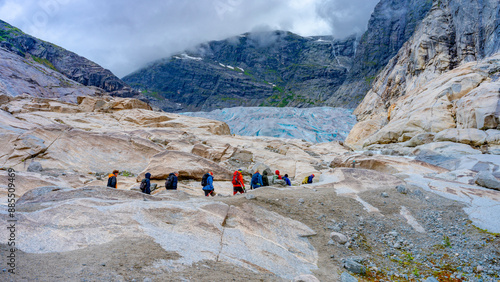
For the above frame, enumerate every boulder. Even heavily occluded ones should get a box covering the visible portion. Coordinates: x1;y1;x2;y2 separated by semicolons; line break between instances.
192;143;235;163
330;154;447;175
486;129;500;145
414;142;481;156
413;142;481;169
488;145;500;155
105;98;152;111
343;259;366;275
475;171;500;190
434;128;487;146
396;185;409;194
455;82;500;130
364;144;414;156
191;143;211;159
0;171;71;198
402;133;435;147
27;161;43;172
138;150;233;181
77;96;152;112
329;232;349;244
0;93;11;104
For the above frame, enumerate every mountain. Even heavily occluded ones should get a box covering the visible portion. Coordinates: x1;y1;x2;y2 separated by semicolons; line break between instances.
123;31;357;112
0;19;140;100
123;0;433;112
346;0;500;149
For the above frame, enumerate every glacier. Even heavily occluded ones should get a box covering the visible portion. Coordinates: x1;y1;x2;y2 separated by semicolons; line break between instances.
181;107;356;143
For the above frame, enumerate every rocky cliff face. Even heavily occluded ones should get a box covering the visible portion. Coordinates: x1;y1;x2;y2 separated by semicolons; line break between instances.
0;20;139;99
326;0;433;107
346;0;500;149
0;46;101;103
123;31;357;112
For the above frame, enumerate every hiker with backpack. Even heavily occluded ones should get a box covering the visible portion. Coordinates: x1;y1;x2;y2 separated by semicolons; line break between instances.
283;174;291;186
250;170;263;189
165;172;178;190
262;170;270;186
275;170;282;180
232;169;245;195
107;170;119;188
201;171;216;197
272;169;282;184
140;172;152;194
302;174;315;184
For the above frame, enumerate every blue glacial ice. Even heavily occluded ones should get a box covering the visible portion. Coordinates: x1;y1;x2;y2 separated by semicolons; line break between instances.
181;107;357;143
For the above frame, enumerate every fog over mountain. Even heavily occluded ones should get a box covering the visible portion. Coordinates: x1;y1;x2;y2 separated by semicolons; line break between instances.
0;0;378;77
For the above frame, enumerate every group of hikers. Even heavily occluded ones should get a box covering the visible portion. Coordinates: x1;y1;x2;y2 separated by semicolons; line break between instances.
226;169;315;196
107;169;315;196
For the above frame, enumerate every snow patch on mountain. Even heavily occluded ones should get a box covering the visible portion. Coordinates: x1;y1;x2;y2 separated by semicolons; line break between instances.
182;107;356;143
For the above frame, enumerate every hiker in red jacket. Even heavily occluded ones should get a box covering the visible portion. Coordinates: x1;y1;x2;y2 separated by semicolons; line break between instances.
275;170;282;180
232;169;245;195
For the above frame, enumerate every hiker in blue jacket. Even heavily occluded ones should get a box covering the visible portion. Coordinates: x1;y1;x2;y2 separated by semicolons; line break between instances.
142;172;152;194
308;174;315;183
283;174;291;186
202;171;215;196
251;170;263;189
165;172;178;190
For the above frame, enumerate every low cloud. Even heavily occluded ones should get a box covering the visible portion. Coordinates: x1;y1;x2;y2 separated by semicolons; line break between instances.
316;0;379;38
0;0;378;77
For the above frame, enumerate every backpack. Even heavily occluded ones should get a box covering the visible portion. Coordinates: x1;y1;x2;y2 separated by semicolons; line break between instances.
201;173;210;187
302;176;309;184
251;174;259;185
232;172;238;185
165;174;174;189
139;179;147;192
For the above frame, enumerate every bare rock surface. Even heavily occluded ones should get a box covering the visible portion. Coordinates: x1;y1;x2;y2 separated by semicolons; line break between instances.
137;150;233;181
2;186;318;280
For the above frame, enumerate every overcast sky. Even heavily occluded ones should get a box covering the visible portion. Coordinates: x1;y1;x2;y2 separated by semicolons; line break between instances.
0;0;379;77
